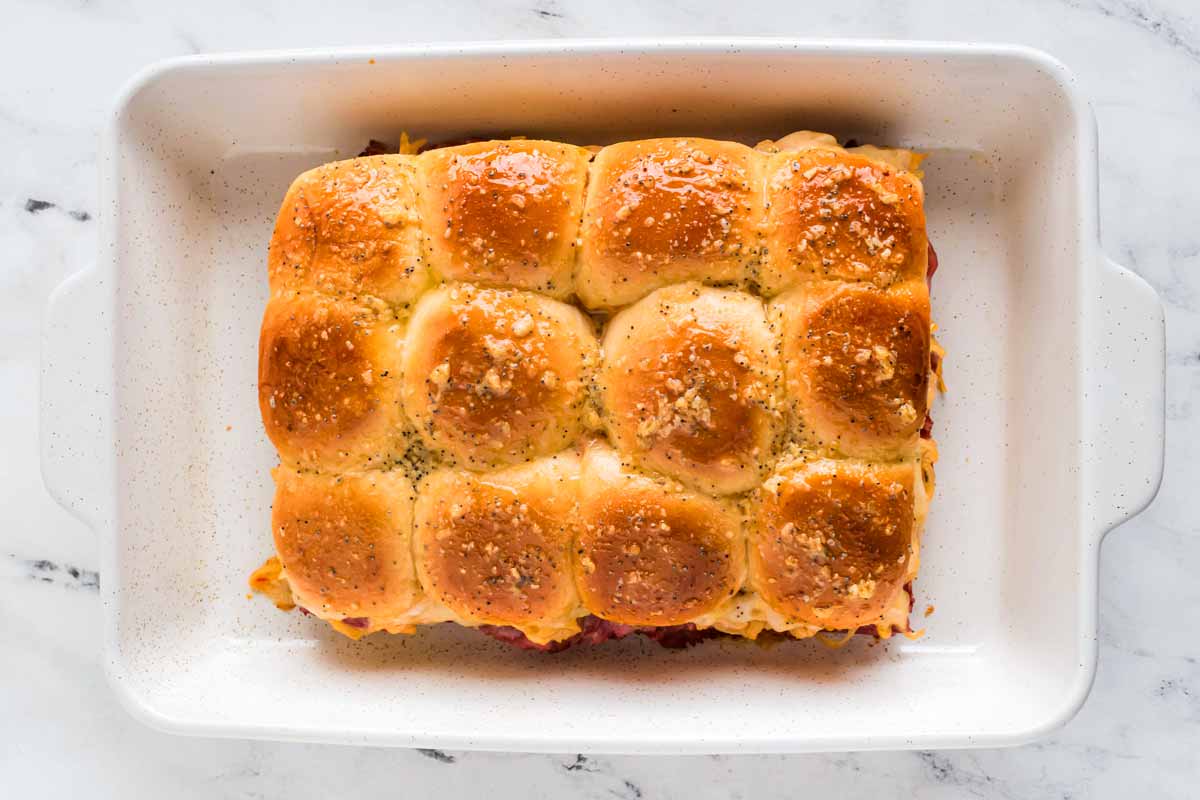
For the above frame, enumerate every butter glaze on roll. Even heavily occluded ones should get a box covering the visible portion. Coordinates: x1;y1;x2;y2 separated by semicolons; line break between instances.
760;147;926;296
268;155;429;307
253;130;940;648
772;281;930;459
575;444;744;626
401;283;598;469
578;138;764;310
258;292;407;472
272;467;420;637
750;456;929;633
418;140;590;299
598;282;782;495
414;453;582;643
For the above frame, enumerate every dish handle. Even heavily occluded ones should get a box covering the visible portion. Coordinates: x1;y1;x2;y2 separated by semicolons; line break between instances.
40;263;111;531
1087;255;1165;538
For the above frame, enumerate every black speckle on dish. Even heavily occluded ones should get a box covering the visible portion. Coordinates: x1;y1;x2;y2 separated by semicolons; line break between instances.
25;198;55;213
69;210;91;222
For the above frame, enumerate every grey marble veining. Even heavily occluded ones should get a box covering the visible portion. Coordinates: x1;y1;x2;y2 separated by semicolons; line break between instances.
2;0;1198;797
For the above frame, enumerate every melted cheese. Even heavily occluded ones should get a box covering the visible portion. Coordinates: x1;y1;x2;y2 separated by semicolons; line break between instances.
247;556;295;611
755;129;926;177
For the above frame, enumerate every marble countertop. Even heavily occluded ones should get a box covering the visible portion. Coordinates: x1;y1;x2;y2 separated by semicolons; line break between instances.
3;0;1198;796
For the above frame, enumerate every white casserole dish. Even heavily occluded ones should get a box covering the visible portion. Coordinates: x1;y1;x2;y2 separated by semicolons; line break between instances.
40;39;1165;754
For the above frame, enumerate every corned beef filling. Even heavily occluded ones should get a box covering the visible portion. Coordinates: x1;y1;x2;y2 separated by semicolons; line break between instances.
477;616;719;652
921;241;939;440
358;136;496;158
476;583;916;652
298;590;914;649
357;139;395;157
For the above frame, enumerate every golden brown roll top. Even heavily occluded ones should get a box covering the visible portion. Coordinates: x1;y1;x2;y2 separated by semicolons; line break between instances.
772;281;930;460
749;456;928;633
417;140;590;299
272;466;420;635
258;292;407;471
598;283;782;495
577;138;764;310
575;444;745;626
401;283;598;469
255;132;938;646
413;454;582;643
266;138;927;310
268;155;429;308
760;147;926;296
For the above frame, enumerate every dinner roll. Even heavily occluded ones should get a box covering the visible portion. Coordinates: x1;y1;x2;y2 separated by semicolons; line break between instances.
401;283;598;469
268;155;429;307
772;281;930;460
760;147;926;295
577;138;764;309
417;140;590;299
575;444;745;626
598;283;782;495
259;292;407;471
272;466;420;634
413;453;582;643
750;457;925;632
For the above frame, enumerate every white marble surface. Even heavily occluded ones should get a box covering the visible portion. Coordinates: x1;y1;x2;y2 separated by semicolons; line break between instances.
2;0;1198;796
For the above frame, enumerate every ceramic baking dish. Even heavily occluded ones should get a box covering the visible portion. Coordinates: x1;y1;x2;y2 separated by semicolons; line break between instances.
40;39;1164;754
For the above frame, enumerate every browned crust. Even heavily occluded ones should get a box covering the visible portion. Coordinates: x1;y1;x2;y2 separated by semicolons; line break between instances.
417;140;590;298
750;458;918;630
761;148;926;295
272;467;420;620
578;138;764;309
401;284;598;469
268;155;428;307
774;281;930;459
575;446;744;625
258;292;407;471
599;283;781;495
254;135;939;646
413;456;580;630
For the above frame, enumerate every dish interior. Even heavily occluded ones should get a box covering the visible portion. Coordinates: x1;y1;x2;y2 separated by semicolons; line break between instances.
107;45;1088;750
